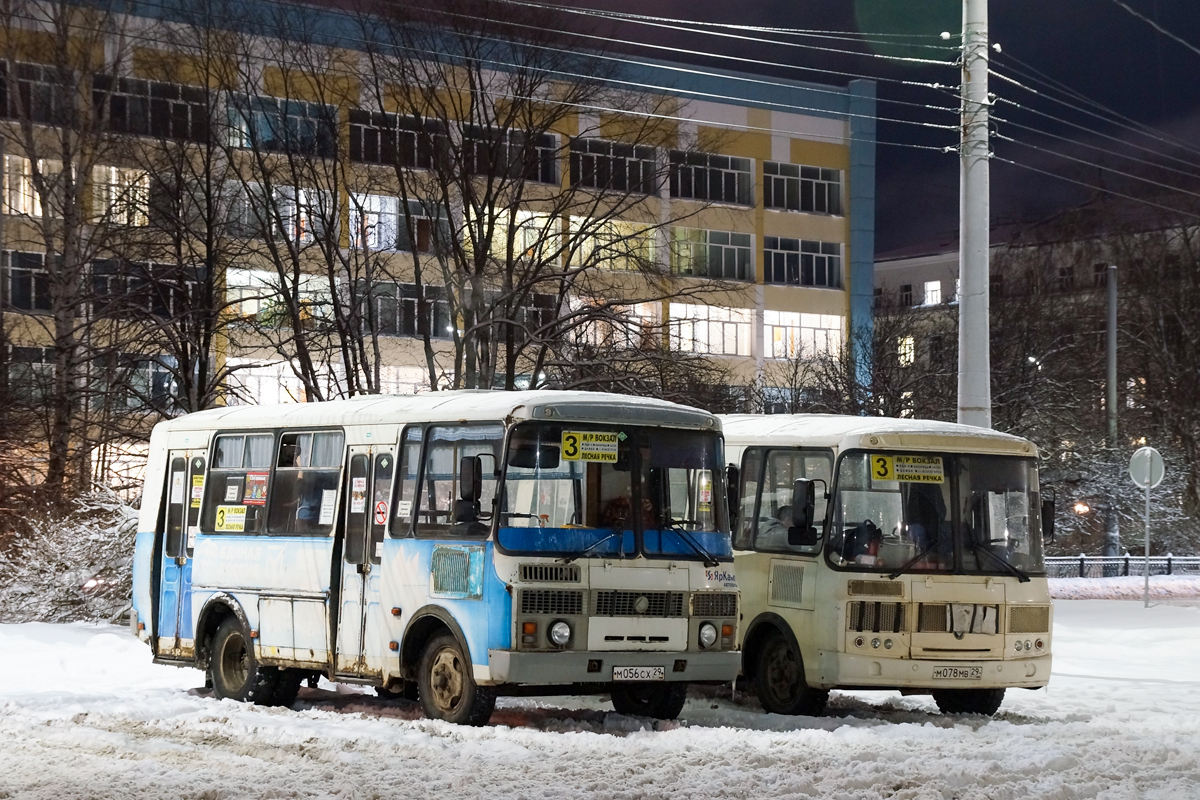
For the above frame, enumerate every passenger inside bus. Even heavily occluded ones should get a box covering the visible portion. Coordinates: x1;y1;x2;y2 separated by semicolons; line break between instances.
755;504;793;550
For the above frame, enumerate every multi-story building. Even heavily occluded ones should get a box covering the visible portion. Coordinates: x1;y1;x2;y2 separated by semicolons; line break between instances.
0;2;876;487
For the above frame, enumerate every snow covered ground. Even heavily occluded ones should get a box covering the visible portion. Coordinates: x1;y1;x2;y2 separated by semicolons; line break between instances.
2;600;1199;799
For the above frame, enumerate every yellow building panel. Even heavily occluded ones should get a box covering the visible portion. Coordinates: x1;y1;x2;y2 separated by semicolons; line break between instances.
262;66;359;107
762;285;848;317
131;48;223;88
763;212;846;243
790;138;850;171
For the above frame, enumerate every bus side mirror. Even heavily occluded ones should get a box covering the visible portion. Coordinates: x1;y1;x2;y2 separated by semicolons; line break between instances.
460;456;482;503
1041;497;1056;542
788;478;818;546
726;464;740;526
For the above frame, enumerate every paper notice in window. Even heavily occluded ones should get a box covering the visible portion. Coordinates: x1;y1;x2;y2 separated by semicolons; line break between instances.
170;473;184;505
214;505;246;532
191;476;204;508
397;500;412;518
561;431;620;462
318;489;337;525
351;477;367;513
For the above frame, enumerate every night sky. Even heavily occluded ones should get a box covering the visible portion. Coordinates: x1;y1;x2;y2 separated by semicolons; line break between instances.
583;0;1200;254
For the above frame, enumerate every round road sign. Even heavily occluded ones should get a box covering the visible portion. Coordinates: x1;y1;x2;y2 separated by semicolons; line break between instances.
1129;446;1165;489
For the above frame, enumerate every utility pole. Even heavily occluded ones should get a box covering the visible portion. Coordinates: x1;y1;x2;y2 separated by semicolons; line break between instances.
958;0;992;428
1104;264;1121;561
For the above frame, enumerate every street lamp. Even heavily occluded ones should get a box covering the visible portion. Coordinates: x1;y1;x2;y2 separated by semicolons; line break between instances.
1073;501;1090;515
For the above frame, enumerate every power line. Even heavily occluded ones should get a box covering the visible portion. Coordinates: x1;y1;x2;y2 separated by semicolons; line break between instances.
992;155;1200;221
992;114;1200;184
1104;0;1200;60
1;5;951;155
991;55;1200;161
994;134;1200;203
491;0;961;54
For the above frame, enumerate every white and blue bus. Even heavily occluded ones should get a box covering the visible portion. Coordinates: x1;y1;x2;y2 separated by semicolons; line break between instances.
131;390;740;724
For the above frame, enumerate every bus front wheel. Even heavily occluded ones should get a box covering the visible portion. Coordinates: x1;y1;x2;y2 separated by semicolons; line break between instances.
209;616;300;707
610;682;688;719
756;632;829;716
418;634;495;725
932;688;1005;715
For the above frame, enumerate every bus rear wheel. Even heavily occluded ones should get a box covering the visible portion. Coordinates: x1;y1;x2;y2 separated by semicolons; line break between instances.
610;682;688;720
209;616;299;707
418;634;495;725
756;631;829;716
932;688;1005;715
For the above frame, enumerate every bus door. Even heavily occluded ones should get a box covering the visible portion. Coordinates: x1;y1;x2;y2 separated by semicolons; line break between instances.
334;445;395;676
157;451;205;657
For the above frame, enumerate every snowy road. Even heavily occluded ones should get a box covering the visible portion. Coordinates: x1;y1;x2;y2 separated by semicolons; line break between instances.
2;600;1199;799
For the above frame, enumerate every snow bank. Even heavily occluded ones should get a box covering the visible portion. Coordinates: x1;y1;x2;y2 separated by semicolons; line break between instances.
1050;575;1200;600
1;601;1200;798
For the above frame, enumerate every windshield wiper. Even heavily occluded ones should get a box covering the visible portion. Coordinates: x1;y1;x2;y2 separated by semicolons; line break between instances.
887;541;939;580
662;519;720;568
971;540;1031;583
558;531;624;564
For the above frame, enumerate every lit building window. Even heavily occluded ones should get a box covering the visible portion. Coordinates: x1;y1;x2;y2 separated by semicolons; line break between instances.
923;280;941;305
763;311;844;359
898;335;915;367
669;303;751;356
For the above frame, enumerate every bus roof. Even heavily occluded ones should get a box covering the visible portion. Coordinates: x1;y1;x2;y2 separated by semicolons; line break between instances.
719;414;1038;458
156;390;720;434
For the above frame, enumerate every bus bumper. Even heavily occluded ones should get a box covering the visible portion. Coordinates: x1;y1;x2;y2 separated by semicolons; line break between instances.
819;651;1053;690
486;649;741;685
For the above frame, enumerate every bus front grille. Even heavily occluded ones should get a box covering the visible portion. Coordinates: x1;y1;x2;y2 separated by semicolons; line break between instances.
918;603;950;632
520;589;585;616
1008;605;1051;633
690;592;737;618
847;601;905;633
594;591;685;617
519;563;581;583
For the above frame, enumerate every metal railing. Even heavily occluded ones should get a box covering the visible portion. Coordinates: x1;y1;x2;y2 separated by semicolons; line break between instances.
1045;555;1200;579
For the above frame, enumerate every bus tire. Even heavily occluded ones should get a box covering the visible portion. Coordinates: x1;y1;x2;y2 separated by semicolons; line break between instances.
610;682;688;720
418;634;495;725
756;631;829;716
932;688;1005;715
209;616;291;707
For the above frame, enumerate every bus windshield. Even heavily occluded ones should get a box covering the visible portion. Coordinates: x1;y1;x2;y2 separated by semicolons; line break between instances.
497;422;732;561
828;451;1044;577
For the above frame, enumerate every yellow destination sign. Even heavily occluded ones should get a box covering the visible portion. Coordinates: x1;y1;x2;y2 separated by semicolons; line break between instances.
869;454;944;483
214;505;247;532
562;431;619;462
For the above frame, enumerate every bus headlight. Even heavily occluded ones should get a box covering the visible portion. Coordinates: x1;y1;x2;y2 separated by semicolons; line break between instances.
548;620;571;647
698;622;718;649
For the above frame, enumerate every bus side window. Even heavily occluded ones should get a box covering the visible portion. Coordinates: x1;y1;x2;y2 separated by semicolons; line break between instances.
391;426;423;538
201;433;273;534
268;430;345;536
733;448;763;550
370;451;394;560
417;424;503;538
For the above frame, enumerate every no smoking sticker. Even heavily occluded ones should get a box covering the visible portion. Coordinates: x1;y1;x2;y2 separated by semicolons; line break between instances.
374;501;388;525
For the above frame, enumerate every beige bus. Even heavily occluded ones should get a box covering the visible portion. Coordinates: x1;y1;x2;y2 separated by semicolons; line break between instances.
720;414;1053;716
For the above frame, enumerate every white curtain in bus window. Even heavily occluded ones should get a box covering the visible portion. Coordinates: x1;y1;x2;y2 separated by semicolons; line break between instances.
202;432;273;534
268;431;346;536
418;425;502;537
